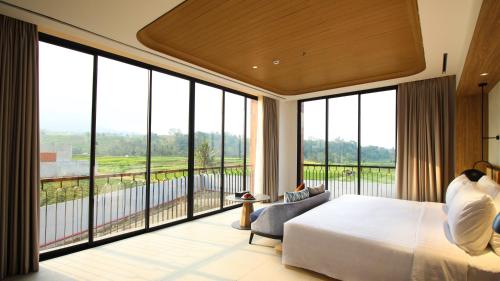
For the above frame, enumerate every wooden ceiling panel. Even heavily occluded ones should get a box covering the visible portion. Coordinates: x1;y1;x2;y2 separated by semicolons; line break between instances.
137;0;425;95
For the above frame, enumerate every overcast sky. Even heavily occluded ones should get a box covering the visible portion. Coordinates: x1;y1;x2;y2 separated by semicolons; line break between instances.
40;42;246;137
40;42;394;148
303;90;396;149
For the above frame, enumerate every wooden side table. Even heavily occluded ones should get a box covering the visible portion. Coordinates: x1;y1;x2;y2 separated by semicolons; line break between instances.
226;194;270;230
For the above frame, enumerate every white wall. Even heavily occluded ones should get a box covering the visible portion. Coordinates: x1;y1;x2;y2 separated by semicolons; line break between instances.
278;100;298;195
253;98;264;194
489;81;500;166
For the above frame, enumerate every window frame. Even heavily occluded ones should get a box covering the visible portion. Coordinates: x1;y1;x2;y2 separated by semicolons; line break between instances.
296;85;398;194
39;33;257;260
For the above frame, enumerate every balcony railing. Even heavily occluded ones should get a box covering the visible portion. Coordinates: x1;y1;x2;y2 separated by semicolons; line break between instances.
40;165;252;252
303;164;396;199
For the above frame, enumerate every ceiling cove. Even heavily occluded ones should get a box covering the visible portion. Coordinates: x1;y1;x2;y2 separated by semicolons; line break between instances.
137;0;426;96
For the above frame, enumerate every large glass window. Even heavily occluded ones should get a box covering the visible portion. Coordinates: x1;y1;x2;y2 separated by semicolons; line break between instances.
39;37;258;256
149;71;190;226
94;57;149;240
223;92;245;207
299;88;396;198
194;83;223;215
328;95;358;197
39;42;93;252
302;99;326;187
360;90;396;197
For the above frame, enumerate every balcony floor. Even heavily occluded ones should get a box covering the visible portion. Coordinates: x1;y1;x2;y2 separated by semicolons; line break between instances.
8;204;334;281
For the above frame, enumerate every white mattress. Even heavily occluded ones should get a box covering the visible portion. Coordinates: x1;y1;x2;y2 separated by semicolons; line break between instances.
282;195;500;281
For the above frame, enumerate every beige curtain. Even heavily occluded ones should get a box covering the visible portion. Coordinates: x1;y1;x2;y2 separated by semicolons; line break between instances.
262;96;279;202
0;15;40;279
396;75;455;202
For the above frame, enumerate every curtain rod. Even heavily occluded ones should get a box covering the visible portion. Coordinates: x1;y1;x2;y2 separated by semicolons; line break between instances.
0;0;285;100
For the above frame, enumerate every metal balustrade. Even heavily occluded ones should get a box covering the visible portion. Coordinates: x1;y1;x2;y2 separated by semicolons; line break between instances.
40;165;251;252
303;164;395;199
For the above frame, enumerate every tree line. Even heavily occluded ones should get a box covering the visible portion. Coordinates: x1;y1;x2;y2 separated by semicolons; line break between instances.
41;131;394;164
40;130;246;158
304;138;395;165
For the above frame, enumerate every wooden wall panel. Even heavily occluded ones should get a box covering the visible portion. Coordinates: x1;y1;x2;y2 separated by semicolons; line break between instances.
455;93;488;175
456;0;500;97
486;167;500;184
454;0;497;175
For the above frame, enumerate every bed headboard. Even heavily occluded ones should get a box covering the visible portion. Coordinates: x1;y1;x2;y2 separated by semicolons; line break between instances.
486;166;500;184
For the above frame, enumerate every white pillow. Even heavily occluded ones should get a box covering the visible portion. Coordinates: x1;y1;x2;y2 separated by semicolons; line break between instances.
477;175;500;201
446;174;471;207
447;185;496;254
476;176;500;256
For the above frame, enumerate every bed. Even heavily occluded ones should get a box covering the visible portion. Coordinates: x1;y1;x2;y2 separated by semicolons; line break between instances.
282;195;500;281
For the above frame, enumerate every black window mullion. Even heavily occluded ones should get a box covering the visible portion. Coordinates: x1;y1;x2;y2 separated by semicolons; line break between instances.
296;101;303;185
357;94;361;195
243;98;247;191
325;99;329;190
220;91;225;209
88;55;98;244
394;90;398;165
187;81;195;219
145;70;152;229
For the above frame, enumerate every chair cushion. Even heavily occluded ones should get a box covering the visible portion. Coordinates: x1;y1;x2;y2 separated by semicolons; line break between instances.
284;188;309;203
250;207;266;222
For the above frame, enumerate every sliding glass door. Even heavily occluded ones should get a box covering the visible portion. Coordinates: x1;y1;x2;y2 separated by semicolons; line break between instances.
359;90;396;197
224;92;246;207
298;88;396;198
38;35;257;257
94;57;149;240
149;71;190;226
194;83;223;215
328;95;358;197
302;100;326;187
39;42;93;252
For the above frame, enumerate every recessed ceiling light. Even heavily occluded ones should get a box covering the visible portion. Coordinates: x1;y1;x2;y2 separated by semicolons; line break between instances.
480;72;489;76
252;66;258;69
272;59;280;65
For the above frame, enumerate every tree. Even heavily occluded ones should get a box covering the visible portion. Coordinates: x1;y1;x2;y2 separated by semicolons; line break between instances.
196;140;215;171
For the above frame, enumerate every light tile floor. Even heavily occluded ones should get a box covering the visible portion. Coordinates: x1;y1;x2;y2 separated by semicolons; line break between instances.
8;205;334;281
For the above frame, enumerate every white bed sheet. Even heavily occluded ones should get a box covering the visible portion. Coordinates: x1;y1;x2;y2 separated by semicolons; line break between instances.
282;195;500;281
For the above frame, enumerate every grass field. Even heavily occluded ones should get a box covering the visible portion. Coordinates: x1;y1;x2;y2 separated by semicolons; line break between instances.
72;155;245;174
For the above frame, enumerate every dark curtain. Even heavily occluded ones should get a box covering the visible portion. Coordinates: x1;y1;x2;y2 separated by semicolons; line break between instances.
0;15;39;279
262;96;279;202
396;75;455;202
